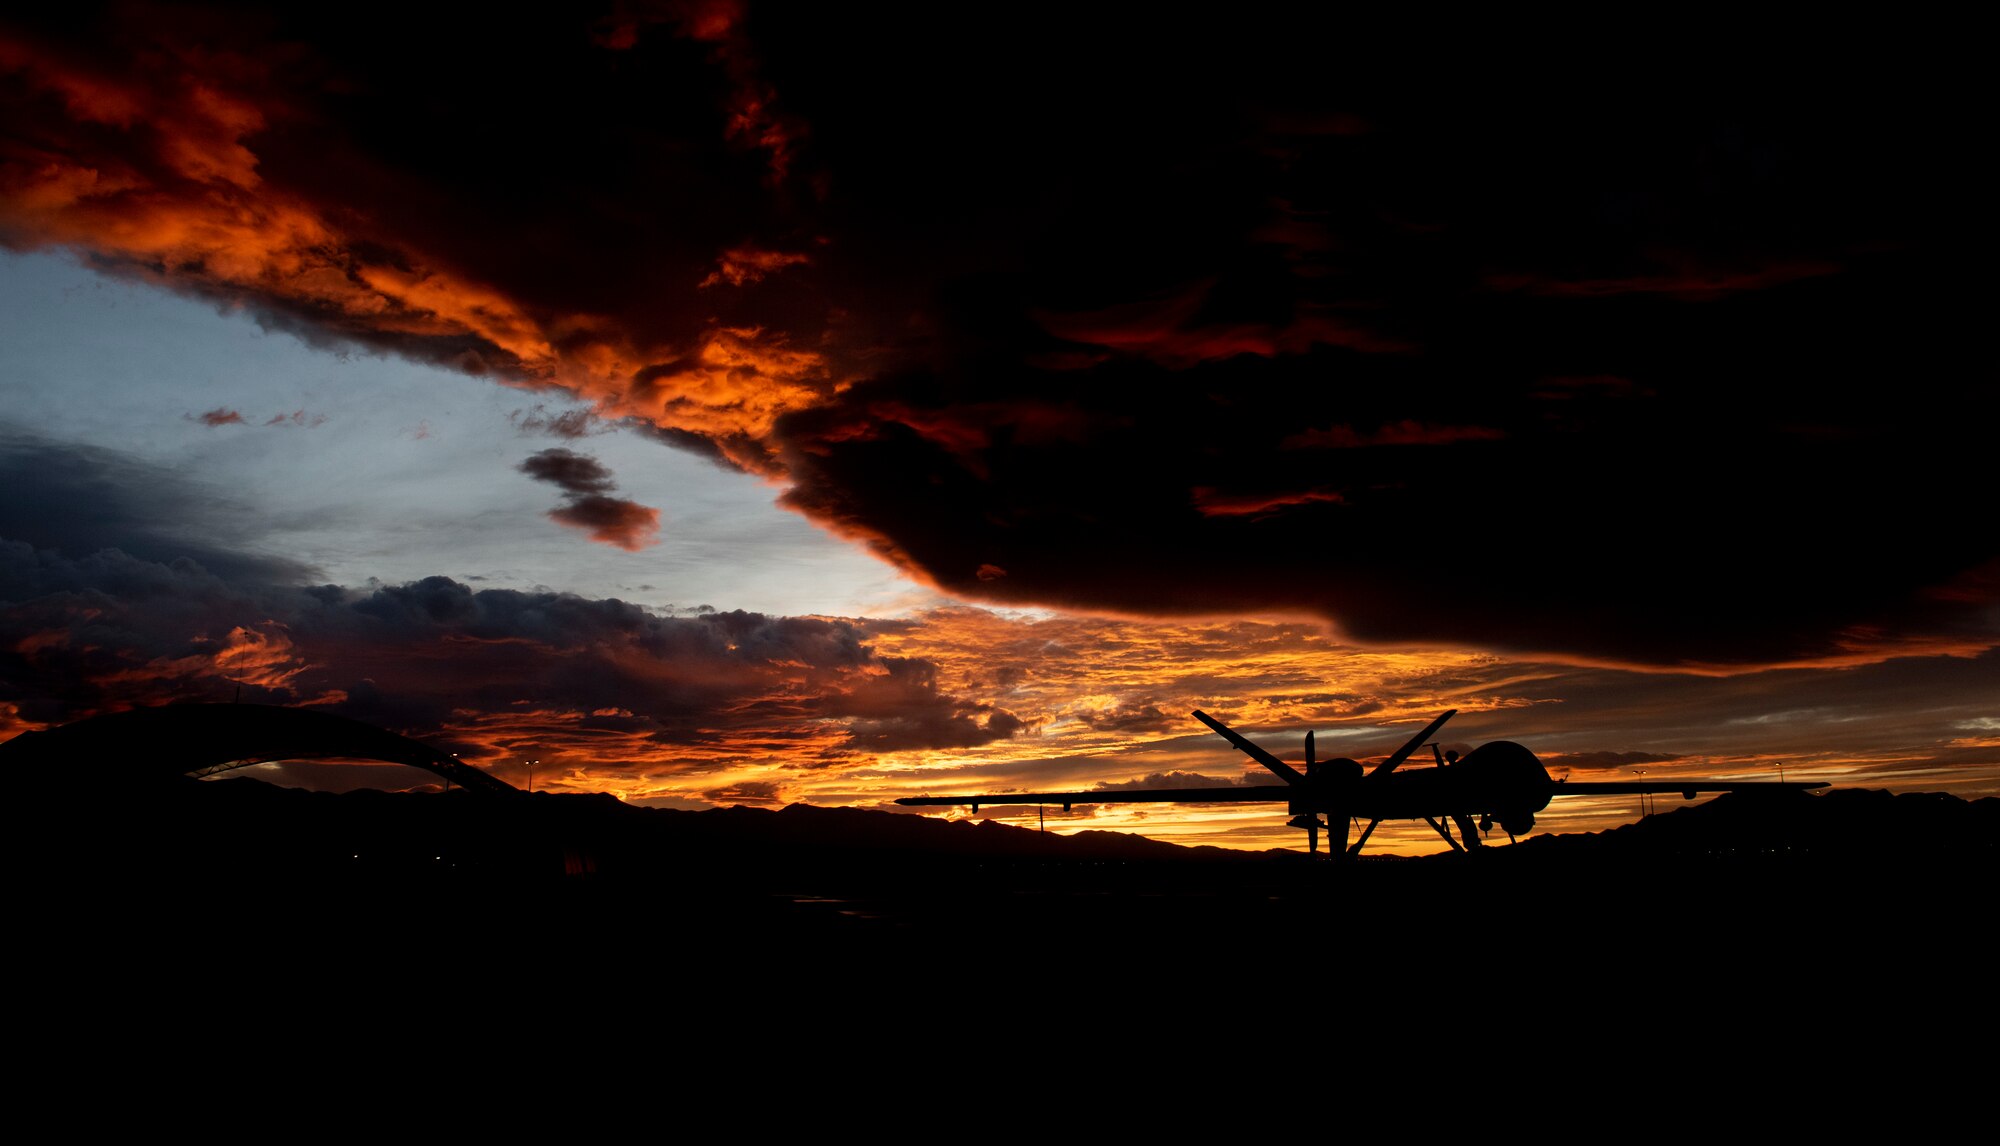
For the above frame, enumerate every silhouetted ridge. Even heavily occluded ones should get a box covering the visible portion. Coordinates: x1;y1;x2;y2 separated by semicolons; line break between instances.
1503;788;1999;866
8;777;1992;988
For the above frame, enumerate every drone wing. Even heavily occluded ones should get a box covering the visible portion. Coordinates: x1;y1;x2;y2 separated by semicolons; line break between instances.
1555;780;1827;798
898;786;1293;811
1191;710;1305;784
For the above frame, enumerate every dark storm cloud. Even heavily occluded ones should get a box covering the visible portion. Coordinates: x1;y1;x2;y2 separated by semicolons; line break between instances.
325;583;1023;761
0;428;317;586
1;551;1019;765
4;7;1991;666
754;17;1995;667
1280;422;1506;451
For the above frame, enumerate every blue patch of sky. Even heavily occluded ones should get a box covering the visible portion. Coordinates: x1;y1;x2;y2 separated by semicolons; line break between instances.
0;249;922;618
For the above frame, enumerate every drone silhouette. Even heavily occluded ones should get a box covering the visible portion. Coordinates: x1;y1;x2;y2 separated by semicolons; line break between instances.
900;709;1824;857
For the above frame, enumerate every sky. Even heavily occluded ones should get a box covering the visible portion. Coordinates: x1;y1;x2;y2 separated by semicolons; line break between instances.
2;4;1994;854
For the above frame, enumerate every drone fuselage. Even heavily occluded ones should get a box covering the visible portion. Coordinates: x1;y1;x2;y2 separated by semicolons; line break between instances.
1304;740;1551;837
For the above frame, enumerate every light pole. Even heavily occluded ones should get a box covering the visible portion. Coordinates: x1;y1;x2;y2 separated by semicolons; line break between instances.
526;758;539;793
1632;769;1650;817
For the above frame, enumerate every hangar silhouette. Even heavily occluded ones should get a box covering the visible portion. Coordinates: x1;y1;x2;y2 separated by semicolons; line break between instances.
0;703;515;793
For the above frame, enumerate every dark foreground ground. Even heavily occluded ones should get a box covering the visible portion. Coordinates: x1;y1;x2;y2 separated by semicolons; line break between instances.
12;781;1992;974
10;780;1989;1114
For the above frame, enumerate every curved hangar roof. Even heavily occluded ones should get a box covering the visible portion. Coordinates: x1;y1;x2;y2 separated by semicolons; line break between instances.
0;703;516;794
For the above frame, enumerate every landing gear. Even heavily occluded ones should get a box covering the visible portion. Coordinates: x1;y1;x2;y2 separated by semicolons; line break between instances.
1348;817;1381;856
1421;813;1486;852
1290;811;1361;860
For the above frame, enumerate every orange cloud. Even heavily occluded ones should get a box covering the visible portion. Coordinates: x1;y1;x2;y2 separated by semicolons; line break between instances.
100;622;312;691
621;327;832;467
547;495;662;551
700;244;812;288
686;1;804;180
1036;285;1404;367
1189;486;1344;518
0;22;833;462
0;37;564;378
